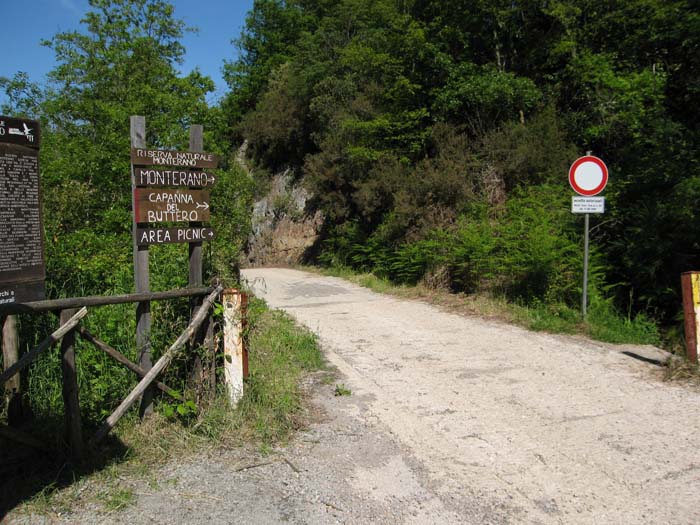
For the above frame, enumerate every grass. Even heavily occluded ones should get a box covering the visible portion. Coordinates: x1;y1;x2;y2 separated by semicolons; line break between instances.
334;384;352;396
2;296;324;519
99;488;135;512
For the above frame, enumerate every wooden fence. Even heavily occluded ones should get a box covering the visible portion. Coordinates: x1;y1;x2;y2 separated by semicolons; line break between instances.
0;286;248;460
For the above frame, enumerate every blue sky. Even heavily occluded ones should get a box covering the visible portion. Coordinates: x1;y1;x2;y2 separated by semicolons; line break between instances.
0;0;255;105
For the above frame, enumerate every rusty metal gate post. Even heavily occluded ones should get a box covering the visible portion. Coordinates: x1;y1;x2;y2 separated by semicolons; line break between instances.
681;272;700;363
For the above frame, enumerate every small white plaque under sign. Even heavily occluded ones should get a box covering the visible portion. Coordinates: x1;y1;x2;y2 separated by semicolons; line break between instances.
572;196;605;214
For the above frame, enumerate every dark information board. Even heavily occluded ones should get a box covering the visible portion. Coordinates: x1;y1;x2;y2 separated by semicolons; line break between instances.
134;167;216;187
136;227;215;246
131;148;219;168
133;188;211;223
0;116;45;304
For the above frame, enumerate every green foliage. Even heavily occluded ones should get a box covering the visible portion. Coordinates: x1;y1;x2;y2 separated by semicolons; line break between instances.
434;63;542;133
0;1;252;428
493;185;585;304
232;297;324;442
586;296;660;345
334;384;351;396
226;0;700;333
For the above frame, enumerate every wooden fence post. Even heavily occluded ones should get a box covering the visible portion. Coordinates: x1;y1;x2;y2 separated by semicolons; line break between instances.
2;316;20;390
0;308;88;387
60;309;84;460
223;290;248;406
131;115;153;417
188;125;204;295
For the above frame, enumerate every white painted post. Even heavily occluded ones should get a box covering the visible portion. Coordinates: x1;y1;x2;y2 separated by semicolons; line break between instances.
223;289;248;406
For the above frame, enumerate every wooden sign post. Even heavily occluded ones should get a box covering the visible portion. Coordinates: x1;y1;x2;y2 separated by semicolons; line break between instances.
188;125;205;292
129;117;218;416
130;116;153;417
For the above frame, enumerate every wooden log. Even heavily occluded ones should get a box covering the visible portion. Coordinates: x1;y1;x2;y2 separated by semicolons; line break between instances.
0;424;46;451
0;286;214;314
0;287;214;314
131;115;153;418
60;309;84;460
188;125;205;348
206;312;216;394
92;286;222;444
5;315;30;427
223;290;248;406
2;315;20;404
77;327;180;399
0;307;87;387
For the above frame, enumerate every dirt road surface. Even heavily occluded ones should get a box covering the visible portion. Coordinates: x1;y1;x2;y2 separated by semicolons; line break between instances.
241;267;700;524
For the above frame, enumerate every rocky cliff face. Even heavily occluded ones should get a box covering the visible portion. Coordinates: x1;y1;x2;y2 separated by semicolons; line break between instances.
244;170;323;267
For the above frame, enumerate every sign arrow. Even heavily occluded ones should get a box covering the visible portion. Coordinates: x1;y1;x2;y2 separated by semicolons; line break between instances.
196;202;210;210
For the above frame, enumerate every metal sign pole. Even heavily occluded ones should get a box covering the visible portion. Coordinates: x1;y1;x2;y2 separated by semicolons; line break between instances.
582;213;590;319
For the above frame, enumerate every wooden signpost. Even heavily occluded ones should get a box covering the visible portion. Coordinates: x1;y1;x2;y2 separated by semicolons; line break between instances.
131;148;219;168
136;227;215;246
134;167;216;187
1;115;45;418
130;117;217;416
0;116;239;456
133;188;211;223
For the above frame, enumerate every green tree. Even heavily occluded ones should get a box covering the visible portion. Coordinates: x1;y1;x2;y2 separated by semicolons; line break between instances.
3;0;216;295
225;0;700;325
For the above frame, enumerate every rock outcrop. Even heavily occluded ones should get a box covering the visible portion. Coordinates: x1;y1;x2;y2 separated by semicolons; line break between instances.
245;170;323;267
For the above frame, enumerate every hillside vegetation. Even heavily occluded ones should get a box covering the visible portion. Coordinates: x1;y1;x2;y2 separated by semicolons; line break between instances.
224;0;699;340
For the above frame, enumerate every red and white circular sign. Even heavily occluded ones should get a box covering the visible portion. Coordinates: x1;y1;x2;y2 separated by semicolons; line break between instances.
569;156;608;196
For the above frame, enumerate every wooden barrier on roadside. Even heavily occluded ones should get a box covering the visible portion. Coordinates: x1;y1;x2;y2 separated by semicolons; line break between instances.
0;284;240;460
93;285;223;443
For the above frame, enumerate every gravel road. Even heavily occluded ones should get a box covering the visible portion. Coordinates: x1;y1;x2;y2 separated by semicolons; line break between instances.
27;267;699;524
240;267;700;524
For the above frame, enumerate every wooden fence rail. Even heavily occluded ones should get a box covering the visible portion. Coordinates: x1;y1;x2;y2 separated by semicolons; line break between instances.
0;286;214;314
0;308;88;388
0;286;235;459
93;285;222;443
77;327;180;399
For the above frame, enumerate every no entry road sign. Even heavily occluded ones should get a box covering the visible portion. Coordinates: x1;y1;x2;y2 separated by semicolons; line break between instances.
569;155;608;196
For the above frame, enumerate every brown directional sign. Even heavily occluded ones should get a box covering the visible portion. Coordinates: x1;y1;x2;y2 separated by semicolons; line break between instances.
0;116;45;304
136;227;215;246
0;116;40;148
131;148;219;168
134;188;210;223
134;167;216;187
